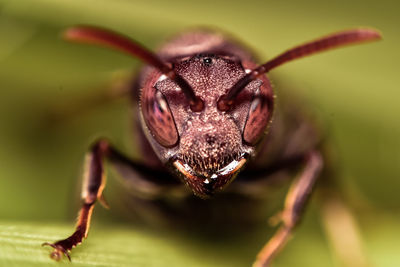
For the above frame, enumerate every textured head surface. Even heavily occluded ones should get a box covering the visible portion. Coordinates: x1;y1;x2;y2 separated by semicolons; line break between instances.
139;31;273;197
148;55;266;197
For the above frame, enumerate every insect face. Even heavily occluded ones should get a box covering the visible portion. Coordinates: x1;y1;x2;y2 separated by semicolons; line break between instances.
141;54;274;197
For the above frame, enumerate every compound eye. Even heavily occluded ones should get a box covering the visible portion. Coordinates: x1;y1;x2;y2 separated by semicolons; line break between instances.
142;86;178;147
243;95;271;145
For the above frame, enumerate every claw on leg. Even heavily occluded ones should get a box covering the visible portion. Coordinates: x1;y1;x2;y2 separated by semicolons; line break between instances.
43;203;94;261
42;242;71;261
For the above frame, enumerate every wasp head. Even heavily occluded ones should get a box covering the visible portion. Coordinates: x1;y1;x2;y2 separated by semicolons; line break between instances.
141;54;273;198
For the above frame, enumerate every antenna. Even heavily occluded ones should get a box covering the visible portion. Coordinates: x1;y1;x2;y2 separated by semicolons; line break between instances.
218;28;382;110
64;26;204;111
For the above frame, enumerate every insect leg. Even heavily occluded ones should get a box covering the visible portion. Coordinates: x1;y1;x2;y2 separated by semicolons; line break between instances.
253;150;323;267
42;138;179;261
42;139;110;261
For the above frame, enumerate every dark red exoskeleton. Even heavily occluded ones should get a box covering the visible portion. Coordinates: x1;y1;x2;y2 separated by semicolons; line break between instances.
42;25;381;266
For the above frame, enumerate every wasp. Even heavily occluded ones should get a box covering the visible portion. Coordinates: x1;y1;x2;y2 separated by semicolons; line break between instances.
42;25;381;266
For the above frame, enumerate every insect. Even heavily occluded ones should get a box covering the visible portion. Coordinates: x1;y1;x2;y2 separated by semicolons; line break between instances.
42;25;381;266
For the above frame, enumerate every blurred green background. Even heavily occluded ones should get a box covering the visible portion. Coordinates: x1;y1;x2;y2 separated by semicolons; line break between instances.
0;0;398;266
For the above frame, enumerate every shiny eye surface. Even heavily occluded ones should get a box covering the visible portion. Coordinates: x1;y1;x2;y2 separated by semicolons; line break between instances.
243;94;271;145
142;86;179;147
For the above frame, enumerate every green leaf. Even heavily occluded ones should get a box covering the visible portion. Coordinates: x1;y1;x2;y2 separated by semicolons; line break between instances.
0;220;255;267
